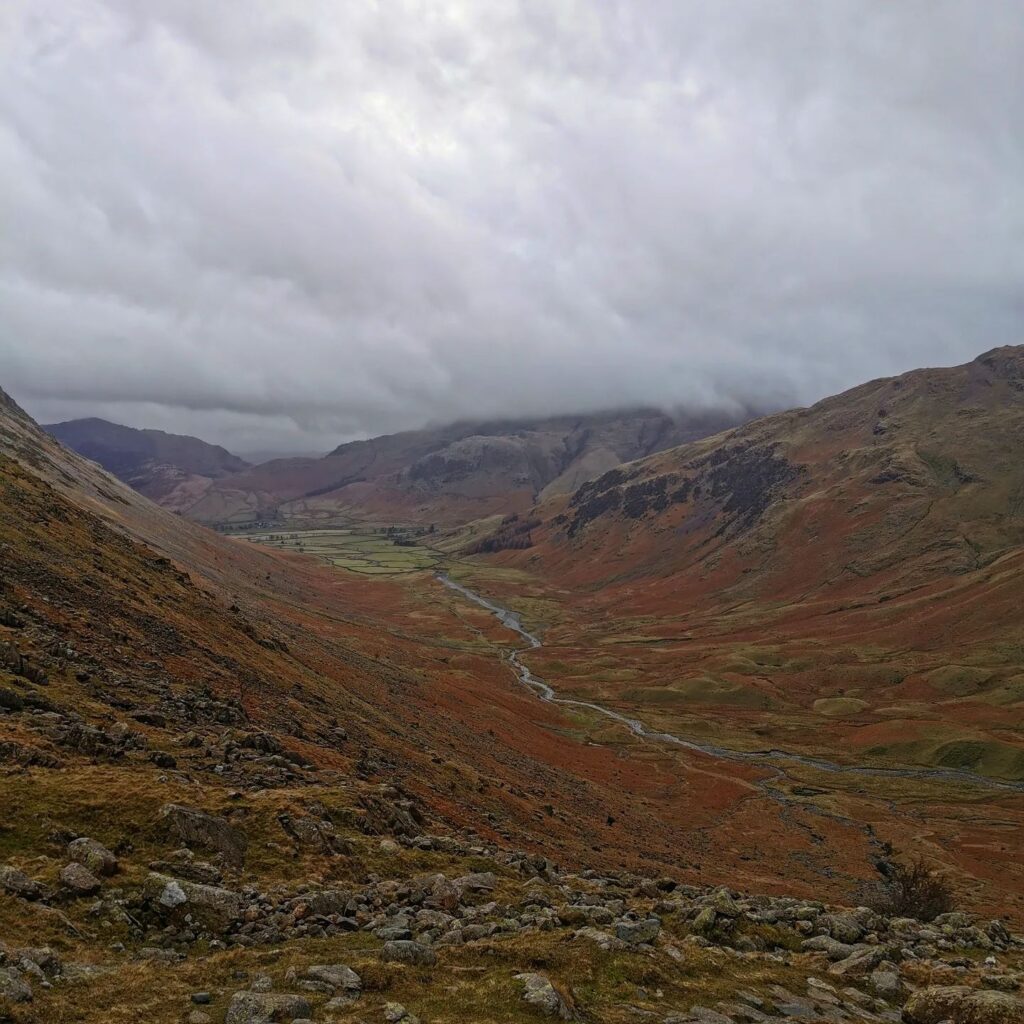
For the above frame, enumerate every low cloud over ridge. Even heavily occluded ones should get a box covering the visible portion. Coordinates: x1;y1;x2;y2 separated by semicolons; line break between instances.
2;1;1022;452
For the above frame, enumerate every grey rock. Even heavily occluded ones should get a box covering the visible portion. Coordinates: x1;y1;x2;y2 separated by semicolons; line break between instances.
903;985;1024;1023
828;945;891;978
870;968;903;1000
692;907;717;935
67;837;118;876
59;861;101;895
383;1003;419;1023
573;926;627;951
616;917;661;944
514;972;574;1020
304;964;361;992
380;940;437;966
819;912;865;944
687;1008;734;1023
0;865;43;900
801;936;857;960
143;872;247;931
159;803;247;868
224;992;312;1024
0;966;32;1003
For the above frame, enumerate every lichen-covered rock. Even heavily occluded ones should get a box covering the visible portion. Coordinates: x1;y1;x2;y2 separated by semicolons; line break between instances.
59;861;101;896
0;865;43;900
902;985;1024;1024
380;940;437;966
819;911;865;944
159;803;248;867
383;1003;419;1023
514;973;575;1020
143;872;247;932
67;837;118;876
224;992;311;1024
0;966;32;1003
303;964;360;992
615;917;660;944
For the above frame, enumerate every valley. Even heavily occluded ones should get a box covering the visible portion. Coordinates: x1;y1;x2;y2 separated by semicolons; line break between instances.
4;349;1024;1022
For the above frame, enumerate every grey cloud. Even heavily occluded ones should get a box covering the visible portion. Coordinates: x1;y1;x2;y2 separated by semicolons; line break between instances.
1;1;1022;453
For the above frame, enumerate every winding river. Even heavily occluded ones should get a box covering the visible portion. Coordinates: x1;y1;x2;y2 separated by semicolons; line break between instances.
438;573;1024;795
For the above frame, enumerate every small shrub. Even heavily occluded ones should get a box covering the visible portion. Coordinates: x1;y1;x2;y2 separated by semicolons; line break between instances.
864;856;955;922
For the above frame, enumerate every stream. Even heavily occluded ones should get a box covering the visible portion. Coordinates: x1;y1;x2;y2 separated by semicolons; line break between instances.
437;573;1024;795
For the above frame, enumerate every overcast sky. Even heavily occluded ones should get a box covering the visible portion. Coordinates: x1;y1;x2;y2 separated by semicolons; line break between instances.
2;2;1022;454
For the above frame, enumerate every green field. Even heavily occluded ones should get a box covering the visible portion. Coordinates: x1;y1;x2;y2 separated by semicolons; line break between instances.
244;528;442;575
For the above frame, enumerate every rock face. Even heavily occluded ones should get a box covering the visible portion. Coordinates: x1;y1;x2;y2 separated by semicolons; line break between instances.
903;985;1024;1024
515;973;575;1020
159;804;248;868
169;407;745;528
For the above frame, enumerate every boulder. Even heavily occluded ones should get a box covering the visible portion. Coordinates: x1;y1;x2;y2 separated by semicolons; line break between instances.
159;803;247;868
303;964;360;992
615;917;660;945
514;973;575;1020
380;940;437;967
143;873;247;932
277;814;348;855
802;935;858;960
59;862;101;896
871;968;903;1001
383;1003;419;1023
224;992;312;1024
819;912;865;944
692;907;717;935
0;967;32;1003
0;865;43;900
829;945;891;977
902;985;1024;1024
67;837;118;876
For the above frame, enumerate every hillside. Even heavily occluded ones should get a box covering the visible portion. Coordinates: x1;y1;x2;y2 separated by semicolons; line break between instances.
169;408;746;528
460;346;1024;786
45;417;250;505
3;380;1024;1021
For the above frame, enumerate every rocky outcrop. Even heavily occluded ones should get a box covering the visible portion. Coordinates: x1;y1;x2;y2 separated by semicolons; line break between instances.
158;804;248;868
903;985;1024;1024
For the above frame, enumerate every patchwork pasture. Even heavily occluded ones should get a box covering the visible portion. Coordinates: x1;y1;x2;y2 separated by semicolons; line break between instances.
245;527;441;575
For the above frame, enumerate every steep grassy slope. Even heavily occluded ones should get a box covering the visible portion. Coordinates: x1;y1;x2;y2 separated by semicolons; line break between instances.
3;385;1024;1021
465;347;1024;782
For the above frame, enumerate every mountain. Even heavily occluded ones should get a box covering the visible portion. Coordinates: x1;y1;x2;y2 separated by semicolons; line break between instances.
44;417;250;505
172;407;749;527
467;346;1024;783
2;377;1024;1020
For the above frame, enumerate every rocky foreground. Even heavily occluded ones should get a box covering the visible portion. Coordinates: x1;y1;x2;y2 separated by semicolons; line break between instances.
1;802;1022;1024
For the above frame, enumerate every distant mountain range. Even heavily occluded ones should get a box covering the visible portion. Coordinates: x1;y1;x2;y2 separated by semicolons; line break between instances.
44;417;249;504
47;407;752;526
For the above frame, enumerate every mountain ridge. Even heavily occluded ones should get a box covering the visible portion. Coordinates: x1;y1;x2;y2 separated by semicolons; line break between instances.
127;405;753;527
45;416;250;505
